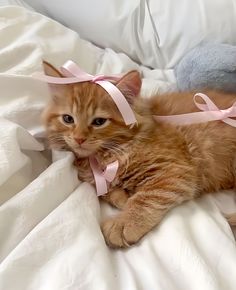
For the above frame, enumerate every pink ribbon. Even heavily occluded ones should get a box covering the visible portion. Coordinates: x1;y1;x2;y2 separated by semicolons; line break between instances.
89;156;119;196
35;60;137;126
154;93;236;127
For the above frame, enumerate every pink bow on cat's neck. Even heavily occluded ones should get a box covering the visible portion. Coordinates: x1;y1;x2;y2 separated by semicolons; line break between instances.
89;156;119;196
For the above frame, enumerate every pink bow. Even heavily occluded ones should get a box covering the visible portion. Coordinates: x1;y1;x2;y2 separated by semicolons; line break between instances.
89;156;119;196
35;60;137;126
154;93;236;127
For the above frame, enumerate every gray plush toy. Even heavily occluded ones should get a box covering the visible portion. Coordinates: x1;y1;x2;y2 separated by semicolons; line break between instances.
175;42;236;92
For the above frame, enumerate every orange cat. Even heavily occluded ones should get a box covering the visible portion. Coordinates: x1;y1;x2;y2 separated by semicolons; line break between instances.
42;61;236;248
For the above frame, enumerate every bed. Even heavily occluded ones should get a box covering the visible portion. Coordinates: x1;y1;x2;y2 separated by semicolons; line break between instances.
0;2;236;290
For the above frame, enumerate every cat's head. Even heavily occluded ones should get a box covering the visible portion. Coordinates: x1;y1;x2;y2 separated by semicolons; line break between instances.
42;61;142;157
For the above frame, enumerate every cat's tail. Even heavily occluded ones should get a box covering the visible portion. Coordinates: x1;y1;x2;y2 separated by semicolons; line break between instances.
225;213;236;226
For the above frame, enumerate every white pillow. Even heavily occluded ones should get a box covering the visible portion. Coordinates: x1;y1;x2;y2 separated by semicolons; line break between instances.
17;0;236;69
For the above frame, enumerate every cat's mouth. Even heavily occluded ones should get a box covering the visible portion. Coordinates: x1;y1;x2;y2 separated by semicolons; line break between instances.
66;139;99;157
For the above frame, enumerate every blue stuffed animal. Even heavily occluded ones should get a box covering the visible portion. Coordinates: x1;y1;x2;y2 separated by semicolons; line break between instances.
175;42;236;92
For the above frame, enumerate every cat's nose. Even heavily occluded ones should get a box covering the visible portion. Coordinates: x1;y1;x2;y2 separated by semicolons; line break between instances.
75;138;86;145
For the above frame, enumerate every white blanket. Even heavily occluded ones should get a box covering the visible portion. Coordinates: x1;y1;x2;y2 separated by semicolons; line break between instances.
0;7;236;290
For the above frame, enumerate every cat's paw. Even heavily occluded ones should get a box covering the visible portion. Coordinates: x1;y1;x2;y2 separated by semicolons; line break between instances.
101;216;144;248
101;188;129;210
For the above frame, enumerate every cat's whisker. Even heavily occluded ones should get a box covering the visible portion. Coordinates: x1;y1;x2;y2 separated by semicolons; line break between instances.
136;135;153;142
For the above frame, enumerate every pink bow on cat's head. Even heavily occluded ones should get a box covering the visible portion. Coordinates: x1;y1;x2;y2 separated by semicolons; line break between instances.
35;60;137;126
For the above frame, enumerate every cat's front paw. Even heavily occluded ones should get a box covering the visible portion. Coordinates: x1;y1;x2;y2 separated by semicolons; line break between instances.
101;216;144;248
101;188;129;210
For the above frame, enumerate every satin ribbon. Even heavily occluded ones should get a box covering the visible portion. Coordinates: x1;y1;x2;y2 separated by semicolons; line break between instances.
154;93;236;127
34;60;137;126
89;156;119;196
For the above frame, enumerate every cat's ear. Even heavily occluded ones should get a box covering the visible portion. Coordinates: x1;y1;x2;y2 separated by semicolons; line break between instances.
42;61;68;101
43;61;63;78
116;70;141;104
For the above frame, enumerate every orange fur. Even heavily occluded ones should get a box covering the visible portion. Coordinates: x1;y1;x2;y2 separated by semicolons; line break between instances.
43;61;236;248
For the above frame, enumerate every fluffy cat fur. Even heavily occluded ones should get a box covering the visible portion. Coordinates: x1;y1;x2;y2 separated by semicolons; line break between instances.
42;61;236;248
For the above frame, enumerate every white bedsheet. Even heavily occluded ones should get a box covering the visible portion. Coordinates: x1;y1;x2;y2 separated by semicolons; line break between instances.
0;6;236;290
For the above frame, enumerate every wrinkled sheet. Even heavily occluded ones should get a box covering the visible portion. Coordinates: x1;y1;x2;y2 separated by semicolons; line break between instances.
0;6;236;290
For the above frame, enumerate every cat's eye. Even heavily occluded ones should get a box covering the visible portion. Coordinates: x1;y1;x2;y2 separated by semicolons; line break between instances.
62;114;74;124
91;118;107;127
